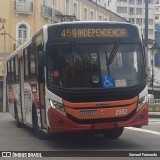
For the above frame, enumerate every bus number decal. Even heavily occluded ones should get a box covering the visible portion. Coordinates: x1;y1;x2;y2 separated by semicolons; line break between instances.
61;28;127;38
115;108;128;116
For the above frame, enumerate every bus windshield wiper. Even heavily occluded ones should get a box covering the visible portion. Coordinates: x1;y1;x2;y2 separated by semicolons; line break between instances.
71;40;89;63
108;39;121;65
105;40;121;76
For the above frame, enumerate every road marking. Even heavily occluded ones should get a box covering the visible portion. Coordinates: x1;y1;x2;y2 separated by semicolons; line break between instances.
126;127;160;136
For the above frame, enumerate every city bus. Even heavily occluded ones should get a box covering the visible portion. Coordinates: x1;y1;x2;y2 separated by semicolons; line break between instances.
6;21;148;139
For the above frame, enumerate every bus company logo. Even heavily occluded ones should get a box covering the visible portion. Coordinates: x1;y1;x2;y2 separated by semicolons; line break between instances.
2;152;12;157
100;110;105;116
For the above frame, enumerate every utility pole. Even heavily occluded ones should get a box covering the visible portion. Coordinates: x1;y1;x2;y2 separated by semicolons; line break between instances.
0;18;7;112
2;29;7;112
151;58;154;95
145;0;149;68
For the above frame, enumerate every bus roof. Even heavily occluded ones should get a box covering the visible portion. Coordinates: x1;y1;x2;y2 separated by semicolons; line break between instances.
47;21;142;41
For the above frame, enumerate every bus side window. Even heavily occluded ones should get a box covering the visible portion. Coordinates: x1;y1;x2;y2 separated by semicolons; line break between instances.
37;44;45;83
30;45;37;79
15;56;19;83
11;58;15;83
7;61;11;84
24;48;29;81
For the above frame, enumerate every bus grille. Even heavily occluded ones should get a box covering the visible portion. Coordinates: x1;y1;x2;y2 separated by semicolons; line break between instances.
66;109;136;124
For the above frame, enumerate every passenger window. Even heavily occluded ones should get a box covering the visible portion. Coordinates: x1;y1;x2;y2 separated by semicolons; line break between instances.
7;61;11;84
11;59;15;83
15;56;19;83
30;45;36;79
24;48;29;80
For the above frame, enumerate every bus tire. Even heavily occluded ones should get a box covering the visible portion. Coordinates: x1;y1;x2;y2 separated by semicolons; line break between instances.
32;108;50;140
14;104;23;128
103;127;124;139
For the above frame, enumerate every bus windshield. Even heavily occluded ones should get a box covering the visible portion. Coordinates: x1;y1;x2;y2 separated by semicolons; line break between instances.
47;42;145;89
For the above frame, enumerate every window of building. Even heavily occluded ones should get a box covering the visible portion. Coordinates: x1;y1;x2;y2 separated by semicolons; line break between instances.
148;29;153;35
104;3;107;8
18;24;28;45
52;0;57;8
107;0;111;6
155;0;159;4
129;18;135;23
65;0;70;15
136;8;142;14
129;0;135;4
155;16;159;20
117;7;127;13
148;0;153;4
136;18;142;25
137;0;142;4
104;17;108;21
73;1;78;18
155;7;159;12
84;8;88;21
42;0;48;5
149;8;154;15
129;7;135;14
148;19;153;25
99;15;103;21
90;10;94;21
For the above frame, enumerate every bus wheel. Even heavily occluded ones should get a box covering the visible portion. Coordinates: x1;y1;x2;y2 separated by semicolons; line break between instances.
14;105;23;128
33;111;50;140
103;127;124;139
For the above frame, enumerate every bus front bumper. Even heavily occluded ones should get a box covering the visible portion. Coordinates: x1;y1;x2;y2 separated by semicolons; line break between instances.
48;104;148;133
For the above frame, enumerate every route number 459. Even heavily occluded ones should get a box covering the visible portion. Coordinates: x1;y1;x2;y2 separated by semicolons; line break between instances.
115;108;128;116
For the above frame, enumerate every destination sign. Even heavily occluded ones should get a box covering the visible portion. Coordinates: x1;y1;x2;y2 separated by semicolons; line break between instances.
61;28;127;38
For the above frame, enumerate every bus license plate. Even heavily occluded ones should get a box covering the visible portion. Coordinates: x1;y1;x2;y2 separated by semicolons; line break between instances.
80;110;97;116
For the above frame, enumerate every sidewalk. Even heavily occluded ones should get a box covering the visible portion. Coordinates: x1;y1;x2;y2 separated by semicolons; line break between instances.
149;112;160;118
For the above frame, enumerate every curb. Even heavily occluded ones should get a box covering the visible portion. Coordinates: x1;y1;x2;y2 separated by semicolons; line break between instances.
149;112;160;118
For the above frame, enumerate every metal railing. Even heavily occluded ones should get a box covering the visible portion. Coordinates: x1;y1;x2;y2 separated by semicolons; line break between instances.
148;98;160;104
41;5;62;22
15;0;33;15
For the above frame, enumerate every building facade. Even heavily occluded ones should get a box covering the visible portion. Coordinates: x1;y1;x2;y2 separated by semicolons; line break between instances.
91;0;155;41
155;0;160;24
0;0;128;76
0;0;128;111
90;0;110;8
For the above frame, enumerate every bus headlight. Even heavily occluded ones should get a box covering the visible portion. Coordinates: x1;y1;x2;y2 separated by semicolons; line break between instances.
137;96;147;111
49;100;65;112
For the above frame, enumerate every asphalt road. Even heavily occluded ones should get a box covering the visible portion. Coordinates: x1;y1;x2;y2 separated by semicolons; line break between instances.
0;112;160;160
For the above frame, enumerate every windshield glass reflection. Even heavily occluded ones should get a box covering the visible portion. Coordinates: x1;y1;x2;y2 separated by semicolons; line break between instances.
47;43;144;89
